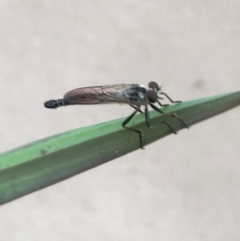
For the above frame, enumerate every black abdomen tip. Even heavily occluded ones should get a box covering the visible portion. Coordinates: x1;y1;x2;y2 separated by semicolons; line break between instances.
44;100;59;109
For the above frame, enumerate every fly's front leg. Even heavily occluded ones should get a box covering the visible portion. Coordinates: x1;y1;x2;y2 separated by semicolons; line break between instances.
161;120;177;134
160;92;182;104
145;105;175;132
157;100;170;107
149;103;189;132
122;109;144;149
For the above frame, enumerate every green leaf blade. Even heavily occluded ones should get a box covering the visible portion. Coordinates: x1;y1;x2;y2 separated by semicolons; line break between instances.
0;91;240;204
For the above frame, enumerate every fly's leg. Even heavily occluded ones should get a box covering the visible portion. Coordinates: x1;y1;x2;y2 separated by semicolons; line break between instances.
145;105;175;132
122;109;144;149
129;104;143;114
160;92;182;104
157;100;169;107
161;120;177;134
149;103;189;132
144;106;151;128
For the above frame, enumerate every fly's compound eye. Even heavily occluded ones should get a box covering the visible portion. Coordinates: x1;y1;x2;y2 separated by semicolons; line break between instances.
148;81;160;91
147;90;158;103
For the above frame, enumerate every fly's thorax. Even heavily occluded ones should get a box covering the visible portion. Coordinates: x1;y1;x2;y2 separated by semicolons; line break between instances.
125;84;148;105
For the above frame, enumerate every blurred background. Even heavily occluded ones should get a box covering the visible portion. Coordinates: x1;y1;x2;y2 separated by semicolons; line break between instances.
0;0;240;240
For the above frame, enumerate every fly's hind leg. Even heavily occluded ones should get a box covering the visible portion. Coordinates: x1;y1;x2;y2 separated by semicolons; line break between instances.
129;104;143;114
122;109;144;149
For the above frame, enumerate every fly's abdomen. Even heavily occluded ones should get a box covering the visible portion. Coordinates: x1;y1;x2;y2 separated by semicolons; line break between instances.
44;99;69;109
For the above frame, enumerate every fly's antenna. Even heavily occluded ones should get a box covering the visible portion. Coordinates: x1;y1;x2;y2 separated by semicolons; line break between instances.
44;99;70;109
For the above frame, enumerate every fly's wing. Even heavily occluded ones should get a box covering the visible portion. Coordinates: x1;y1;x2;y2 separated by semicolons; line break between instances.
63;84;139;105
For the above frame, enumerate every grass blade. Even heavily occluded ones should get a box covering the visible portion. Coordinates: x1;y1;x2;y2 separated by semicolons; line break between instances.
0;91;240;205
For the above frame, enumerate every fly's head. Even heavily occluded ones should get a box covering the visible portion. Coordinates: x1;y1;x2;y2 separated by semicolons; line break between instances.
147;81;162;103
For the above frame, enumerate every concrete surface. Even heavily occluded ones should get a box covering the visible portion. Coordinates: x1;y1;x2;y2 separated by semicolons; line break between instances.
0;0;240;240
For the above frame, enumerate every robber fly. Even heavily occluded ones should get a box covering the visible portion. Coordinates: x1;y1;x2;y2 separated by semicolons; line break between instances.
44;82;188;149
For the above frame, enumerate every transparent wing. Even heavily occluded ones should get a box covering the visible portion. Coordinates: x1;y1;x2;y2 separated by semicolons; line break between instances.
63;84;139;105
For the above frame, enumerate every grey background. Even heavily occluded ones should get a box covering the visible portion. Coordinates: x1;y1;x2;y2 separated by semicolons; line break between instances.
1;0;240;240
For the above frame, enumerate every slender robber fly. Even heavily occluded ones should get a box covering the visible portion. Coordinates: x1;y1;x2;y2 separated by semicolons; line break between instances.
44;82;188;149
